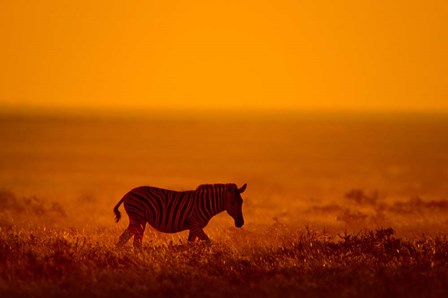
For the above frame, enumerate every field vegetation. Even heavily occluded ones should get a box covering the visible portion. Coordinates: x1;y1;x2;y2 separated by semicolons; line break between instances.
1;188;448;297
2;224;448;298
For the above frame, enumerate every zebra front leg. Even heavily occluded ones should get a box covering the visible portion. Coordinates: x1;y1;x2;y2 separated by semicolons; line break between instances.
188;227;210;242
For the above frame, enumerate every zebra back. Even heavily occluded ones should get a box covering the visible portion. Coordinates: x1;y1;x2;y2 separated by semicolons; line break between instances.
196;183;237;193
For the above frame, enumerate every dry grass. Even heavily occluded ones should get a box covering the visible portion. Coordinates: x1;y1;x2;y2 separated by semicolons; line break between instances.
2;188;448;297
1;224;448;298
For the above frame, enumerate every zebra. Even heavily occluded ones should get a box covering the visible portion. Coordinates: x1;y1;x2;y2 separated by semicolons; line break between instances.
113;183;246;249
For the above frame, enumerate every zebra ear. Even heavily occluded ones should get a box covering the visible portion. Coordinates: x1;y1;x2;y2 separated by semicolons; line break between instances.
238;183;247;193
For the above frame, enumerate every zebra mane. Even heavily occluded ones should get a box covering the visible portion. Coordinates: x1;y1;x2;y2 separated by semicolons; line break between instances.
196;183;236;192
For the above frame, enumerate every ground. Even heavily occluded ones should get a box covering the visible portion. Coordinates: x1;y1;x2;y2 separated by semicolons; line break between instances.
1;224;448;298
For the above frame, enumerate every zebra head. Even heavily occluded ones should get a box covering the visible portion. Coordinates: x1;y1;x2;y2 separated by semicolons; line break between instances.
226;183;246;228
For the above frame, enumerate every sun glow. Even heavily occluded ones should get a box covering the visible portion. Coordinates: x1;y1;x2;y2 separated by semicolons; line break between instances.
1;0;447;113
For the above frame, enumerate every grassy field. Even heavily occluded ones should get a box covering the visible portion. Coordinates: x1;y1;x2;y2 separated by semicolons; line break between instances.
1;224;448;298
1;112;448;297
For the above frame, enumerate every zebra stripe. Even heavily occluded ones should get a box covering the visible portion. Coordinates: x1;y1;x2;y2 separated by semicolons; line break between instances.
114;183;246;249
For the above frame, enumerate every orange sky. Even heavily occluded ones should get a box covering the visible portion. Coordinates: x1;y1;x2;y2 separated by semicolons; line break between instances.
0;0;447;112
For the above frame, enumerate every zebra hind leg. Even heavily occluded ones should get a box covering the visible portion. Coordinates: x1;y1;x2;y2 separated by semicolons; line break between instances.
130;221;146;250
117;227;133;248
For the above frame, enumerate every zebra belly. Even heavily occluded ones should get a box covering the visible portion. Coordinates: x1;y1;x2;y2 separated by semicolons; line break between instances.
149;225;186;233
147;217;189;233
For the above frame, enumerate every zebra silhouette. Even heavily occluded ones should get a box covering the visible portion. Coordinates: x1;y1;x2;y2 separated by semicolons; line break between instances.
114;183;246;249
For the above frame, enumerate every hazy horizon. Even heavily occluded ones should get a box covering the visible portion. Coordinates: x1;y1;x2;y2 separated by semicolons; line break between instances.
2;104;448;120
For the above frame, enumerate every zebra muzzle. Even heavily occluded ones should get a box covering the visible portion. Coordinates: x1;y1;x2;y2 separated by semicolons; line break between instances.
235;216;244;228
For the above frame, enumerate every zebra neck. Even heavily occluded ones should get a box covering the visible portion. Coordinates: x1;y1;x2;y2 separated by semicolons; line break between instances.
214;191;226;215
198;190;226;219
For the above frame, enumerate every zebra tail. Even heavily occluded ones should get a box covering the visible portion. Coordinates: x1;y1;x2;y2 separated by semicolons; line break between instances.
113;197;126;223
